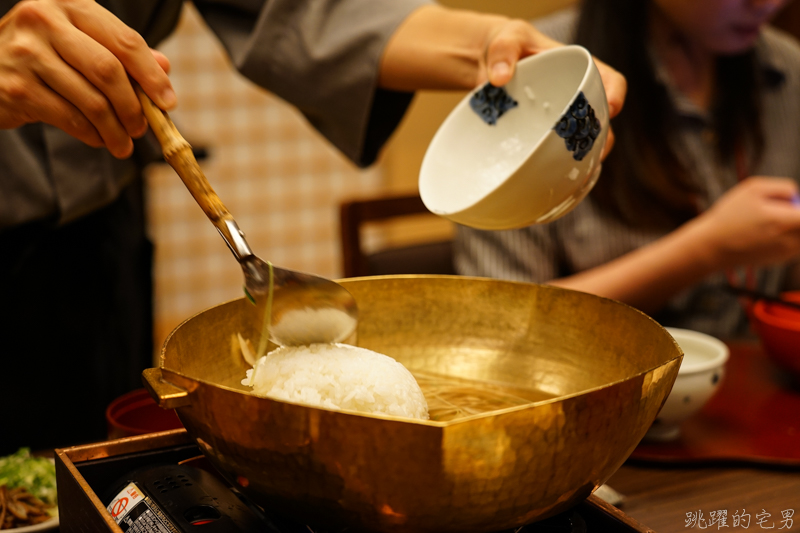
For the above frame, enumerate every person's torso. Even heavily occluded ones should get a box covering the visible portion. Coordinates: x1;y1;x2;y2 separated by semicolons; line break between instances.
0;0;183;231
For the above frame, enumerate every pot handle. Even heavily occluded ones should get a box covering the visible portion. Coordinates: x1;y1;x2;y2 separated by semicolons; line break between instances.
142;368;191;409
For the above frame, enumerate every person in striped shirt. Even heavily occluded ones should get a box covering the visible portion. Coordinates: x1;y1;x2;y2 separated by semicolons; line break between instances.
457;0;800;340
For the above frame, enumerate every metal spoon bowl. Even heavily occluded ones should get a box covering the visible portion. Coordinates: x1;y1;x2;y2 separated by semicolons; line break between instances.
136;86;357;347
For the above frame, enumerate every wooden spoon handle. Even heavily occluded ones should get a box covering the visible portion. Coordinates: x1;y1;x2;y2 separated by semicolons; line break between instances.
135;85;230;224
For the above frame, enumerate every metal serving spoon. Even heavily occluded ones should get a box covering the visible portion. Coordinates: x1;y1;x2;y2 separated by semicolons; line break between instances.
135;86;358;347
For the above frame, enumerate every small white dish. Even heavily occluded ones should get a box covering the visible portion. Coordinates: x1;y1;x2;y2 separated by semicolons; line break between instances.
419;45;609;230
644;327;730;442
7;513;59;533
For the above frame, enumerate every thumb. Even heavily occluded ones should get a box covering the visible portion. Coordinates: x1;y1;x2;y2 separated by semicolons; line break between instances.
484;20;560;86
485;31;525;86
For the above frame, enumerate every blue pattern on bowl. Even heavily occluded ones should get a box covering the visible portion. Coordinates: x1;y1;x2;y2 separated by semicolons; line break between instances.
469;83;519;125
554;92;602;161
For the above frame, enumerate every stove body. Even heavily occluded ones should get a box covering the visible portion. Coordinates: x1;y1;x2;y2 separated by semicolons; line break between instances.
55;430;653;533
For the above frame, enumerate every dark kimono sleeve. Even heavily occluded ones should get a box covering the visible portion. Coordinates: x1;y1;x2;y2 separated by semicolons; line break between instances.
194;0;432;167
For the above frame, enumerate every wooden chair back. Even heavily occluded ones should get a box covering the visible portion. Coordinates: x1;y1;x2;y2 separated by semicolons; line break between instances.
339;194;455;278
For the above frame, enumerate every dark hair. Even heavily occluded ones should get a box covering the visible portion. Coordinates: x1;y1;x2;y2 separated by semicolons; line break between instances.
575;0;764;229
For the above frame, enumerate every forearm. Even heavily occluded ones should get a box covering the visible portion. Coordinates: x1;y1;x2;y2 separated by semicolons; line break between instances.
379;5;561;91
549;219;719;314
379;5;505;91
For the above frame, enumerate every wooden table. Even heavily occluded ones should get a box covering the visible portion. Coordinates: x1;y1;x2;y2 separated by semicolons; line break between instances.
606;340;800;532
608;463;800;531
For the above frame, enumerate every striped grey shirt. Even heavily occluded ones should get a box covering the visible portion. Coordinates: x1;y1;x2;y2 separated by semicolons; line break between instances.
455;9;800;339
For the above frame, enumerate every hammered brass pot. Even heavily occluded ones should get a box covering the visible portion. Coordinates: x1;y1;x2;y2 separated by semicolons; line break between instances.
143;276;681;533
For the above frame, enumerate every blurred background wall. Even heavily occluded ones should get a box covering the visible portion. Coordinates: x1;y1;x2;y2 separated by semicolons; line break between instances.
147;0;800;355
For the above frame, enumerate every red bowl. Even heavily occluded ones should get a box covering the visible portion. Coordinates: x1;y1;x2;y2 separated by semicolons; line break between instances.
750;291;800;378
105;388;183;440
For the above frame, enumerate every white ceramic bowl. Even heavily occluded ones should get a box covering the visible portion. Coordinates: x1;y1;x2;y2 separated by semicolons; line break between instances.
644;327;730;442
419;45;609;230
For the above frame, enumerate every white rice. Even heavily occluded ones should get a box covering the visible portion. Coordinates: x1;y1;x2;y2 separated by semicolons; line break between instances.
241;343;429;420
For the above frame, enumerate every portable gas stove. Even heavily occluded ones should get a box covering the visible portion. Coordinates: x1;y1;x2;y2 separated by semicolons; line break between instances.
55;430;653;533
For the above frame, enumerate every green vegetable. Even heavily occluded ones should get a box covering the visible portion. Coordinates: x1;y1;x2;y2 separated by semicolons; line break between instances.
0;448;57;505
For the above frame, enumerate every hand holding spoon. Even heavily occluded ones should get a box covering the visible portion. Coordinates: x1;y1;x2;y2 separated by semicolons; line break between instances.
135;86;357;347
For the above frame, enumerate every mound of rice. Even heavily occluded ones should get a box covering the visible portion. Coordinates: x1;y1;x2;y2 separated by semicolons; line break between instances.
241;343;429;420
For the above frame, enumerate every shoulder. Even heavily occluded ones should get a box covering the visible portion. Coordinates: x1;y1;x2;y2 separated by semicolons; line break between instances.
531;5;579;44
758;26;800;84
760;25;800;56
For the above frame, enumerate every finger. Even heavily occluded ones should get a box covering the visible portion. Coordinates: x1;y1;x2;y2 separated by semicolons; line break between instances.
35;55;134;158
485;21;542;86
756;180;800;221
600;127;615;161
485;41;520;86
61;1;176;109
24;83;104;148
49;26;147;139
771;205;800;227
151;49;171;74
594;59;626;118
749;176;800;200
